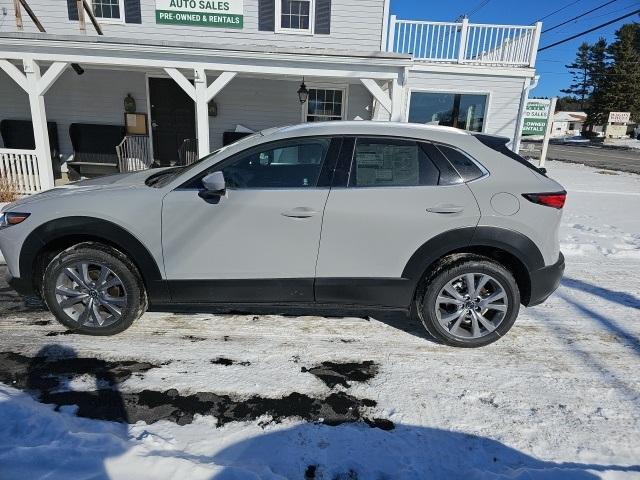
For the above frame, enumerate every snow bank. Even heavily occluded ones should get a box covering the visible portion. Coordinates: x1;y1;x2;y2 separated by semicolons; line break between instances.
605;138;640;150
550;162;640;260
2;385;632;479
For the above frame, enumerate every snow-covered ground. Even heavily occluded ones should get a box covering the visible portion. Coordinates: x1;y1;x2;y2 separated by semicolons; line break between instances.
0;161;639;480
606;137;640;150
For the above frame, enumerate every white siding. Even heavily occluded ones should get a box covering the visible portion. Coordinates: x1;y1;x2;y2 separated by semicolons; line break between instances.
0;68;372;155
406;71;526;143
207;77;372;149
0;68;147;156
0;0;385;51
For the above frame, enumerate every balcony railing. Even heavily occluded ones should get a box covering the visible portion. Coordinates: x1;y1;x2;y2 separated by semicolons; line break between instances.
387;17;541;67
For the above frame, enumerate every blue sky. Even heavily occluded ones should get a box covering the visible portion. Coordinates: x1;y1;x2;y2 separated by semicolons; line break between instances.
390;0;640;98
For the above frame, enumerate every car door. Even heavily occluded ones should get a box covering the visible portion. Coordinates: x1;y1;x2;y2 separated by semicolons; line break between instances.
315;136;481;307
161;136;340;303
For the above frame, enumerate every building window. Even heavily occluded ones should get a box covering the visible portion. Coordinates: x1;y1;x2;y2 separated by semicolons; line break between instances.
305;88;344;122
92;0;124;21
277;0;313;33
408;92;487;132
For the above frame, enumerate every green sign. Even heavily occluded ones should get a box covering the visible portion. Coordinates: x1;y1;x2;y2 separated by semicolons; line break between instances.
155;0;243;28
522;99;551;136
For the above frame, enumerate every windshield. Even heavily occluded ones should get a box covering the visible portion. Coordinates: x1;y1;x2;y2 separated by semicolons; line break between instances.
145;132;264;188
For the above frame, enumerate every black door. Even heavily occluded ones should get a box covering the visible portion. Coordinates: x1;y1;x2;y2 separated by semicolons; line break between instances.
149;78;196;166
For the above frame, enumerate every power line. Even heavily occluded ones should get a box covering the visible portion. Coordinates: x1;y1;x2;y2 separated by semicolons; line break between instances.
468;0;491;16
543;0;619;33
539;71;639;75
583;3;640;22
538;8;640;51
533;0;581;23
455;0;491;21
540;58;640;63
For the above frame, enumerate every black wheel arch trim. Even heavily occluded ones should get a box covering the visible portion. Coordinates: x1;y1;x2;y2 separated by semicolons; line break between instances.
19;216;166;299
401;225;545;292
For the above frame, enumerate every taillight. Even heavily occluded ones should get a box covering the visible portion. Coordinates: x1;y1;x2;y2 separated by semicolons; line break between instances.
522;192;566;209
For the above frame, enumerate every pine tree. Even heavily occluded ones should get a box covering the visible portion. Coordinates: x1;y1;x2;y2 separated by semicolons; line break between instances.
561;43;591;110
603;24;640;122
556;96;583;112
585;38;608;128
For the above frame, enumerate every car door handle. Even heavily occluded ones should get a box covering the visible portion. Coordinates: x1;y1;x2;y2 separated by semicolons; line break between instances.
281;207;319;218
426;204;464;214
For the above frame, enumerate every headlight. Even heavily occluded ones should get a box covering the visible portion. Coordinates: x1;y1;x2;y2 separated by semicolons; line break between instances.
0;212;30;229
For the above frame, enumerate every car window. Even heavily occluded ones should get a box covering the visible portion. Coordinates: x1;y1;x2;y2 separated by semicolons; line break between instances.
224;139;329;188
436;145;485;182
420;142;464;186
184;138;331;190
349;138;440;187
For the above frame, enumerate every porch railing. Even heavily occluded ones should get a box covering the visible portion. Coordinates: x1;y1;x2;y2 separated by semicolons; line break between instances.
388;17;541;67
116;135;152;172
0;148;42;194
177;138;198;166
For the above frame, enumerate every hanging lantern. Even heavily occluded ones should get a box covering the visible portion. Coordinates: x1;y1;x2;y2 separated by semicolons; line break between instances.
297;78;309;104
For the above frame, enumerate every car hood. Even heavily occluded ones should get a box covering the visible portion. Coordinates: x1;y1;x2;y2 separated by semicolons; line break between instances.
2;169;168;211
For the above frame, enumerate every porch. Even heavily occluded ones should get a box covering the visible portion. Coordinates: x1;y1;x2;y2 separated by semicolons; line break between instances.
0;34;410;193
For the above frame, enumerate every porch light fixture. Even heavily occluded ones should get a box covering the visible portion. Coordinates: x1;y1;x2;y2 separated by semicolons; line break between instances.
297;78;309;104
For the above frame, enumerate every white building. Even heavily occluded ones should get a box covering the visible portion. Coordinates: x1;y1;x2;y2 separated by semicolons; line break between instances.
0;0;541;193
551;111;587;138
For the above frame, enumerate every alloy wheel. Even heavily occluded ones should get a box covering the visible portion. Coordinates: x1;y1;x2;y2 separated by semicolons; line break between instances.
435;273;508;339
54;261;127;328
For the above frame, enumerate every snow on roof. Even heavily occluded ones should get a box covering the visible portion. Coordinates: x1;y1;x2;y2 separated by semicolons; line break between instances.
554;111;587;122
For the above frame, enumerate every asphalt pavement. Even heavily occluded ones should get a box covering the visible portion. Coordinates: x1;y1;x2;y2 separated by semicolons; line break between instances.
538;143;640;174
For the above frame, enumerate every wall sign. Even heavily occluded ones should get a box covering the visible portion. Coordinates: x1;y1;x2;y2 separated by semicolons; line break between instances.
521;99;552;136
155;0;243;28
607;112;630;124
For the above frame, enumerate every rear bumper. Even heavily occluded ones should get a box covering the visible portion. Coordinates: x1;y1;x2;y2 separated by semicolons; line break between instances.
6;272;35;296
526;252;565;306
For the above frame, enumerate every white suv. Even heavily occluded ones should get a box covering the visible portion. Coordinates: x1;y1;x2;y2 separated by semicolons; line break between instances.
0;122;565;347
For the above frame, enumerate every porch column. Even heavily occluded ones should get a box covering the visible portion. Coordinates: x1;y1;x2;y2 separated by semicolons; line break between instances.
390;77;404;122
193;68;210;158
360;78;392;118
0;58;68;191
360;76;404;122
165;68;236;156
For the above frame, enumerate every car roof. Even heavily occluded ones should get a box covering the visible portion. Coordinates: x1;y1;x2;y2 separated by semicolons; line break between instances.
261;121;471;143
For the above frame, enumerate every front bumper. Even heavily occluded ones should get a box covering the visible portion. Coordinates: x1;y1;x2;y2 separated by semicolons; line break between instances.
526;252;565;306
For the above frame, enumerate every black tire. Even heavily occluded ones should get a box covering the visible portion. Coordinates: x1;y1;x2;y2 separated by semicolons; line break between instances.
414;254;520;348
42;242;147;335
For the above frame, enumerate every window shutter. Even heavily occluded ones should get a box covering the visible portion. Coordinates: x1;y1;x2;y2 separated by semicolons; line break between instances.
258;0;275;31
124;0;142;24
315;0;331;34
67;0;78;21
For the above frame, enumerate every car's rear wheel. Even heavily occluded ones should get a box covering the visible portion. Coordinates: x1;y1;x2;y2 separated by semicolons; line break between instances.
42;243;147;335
415;255;520;347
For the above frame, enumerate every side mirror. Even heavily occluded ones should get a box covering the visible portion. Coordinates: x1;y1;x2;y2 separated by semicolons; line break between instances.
200;171;226;199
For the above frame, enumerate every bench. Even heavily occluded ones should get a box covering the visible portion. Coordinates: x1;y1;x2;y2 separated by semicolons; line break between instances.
67;123;125;179
0;119;61;179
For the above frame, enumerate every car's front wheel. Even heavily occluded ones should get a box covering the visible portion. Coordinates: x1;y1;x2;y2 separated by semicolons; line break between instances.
415;255;520;347
42;243;147;335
